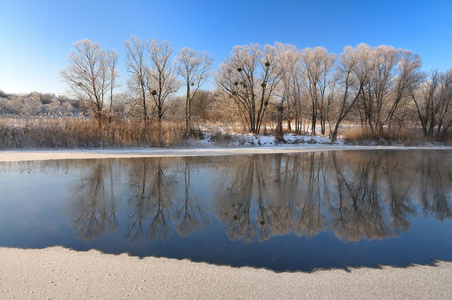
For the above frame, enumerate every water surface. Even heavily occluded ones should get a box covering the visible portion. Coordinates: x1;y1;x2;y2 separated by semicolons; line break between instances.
0;150;451;272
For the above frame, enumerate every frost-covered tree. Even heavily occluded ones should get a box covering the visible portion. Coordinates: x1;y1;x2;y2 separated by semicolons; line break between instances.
329;44;370;141
274;43;300;140
146;39;181;124
410;69;452;139
348;44;424;135
107;50;118;123
176;47;214;133
386;50;424;132
358;45;401;134
60;39;118;128
216;43;282;134
125;35;150;124
300;47;336;136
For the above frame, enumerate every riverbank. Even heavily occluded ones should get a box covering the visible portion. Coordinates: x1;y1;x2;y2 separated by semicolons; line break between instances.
1;246;451;299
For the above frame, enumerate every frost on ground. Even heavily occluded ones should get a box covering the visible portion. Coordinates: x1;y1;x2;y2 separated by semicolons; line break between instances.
1;246;451;300
193;131;343;148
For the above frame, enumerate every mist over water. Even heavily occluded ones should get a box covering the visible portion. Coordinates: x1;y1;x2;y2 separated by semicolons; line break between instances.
0;150;451;271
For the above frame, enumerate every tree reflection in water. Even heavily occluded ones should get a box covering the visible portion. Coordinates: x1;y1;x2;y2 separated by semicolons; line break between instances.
125;157;209;243
55;151;452;243
331;152;395;241
173;157;209;236
126;158;177;243
417;152;452;220
215;151;452;243
65;159;119;240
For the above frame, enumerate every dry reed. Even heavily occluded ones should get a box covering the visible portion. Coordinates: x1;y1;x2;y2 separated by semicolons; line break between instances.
342;127;427;145
0;117;187;149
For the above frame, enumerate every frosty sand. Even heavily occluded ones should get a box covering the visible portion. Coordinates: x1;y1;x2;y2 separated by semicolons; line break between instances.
1;147;452;299
1;247;451;299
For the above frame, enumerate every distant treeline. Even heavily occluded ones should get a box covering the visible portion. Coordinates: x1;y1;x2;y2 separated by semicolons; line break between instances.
0;91;80;115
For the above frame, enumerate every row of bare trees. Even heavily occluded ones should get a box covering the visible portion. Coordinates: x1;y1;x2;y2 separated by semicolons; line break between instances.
411;70;452;139
60;39;452;141
216;43;452;141
60;37;214;134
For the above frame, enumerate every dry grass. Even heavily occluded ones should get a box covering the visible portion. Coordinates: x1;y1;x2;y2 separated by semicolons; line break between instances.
0;117;187;149
342;127;427;145
1;116;450;149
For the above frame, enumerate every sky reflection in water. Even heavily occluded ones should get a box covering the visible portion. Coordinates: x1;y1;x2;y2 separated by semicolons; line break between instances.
0;150;451;272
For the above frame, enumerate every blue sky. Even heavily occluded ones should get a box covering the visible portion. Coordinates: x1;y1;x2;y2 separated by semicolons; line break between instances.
1;0;451;95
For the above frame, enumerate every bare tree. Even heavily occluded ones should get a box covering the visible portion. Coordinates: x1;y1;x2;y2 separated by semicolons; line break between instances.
385;51;424;133
60;39;118;128
329;44;370;141
348;45;424;136
146;39;181;125
108;50;118;124
411;69;452;139
274;43;300;140
288;63;309;134
176;47;214;134
125;35;150;124
216;44;282;134
358;45;401;134
300;47;336;136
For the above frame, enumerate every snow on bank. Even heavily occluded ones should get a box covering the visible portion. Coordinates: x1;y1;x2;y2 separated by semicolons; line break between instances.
2;132;452;163
197;132;341;147
1;143;452;163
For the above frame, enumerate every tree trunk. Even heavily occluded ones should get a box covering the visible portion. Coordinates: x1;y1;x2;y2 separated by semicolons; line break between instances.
158;107;163;145
275;105;284;142
96;111;102;130
185;83;191;135
331;123;340;143
320;108;326;135
311;107;317;136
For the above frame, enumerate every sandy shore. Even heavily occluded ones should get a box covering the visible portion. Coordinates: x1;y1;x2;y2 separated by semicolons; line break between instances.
1;247;451;299
1;147;452;299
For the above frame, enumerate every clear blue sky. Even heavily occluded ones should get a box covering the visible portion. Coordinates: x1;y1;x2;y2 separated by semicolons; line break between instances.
1;0;451;95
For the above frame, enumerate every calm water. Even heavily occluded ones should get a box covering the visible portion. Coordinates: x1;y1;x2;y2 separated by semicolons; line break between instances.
0;150;451;272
